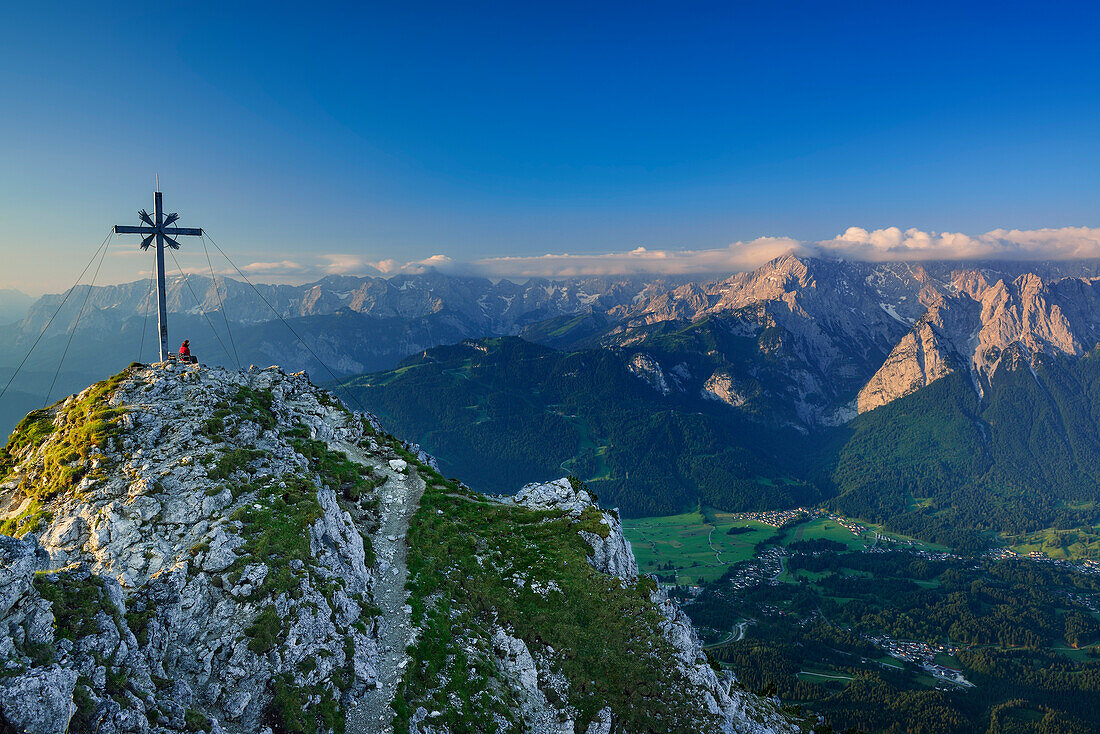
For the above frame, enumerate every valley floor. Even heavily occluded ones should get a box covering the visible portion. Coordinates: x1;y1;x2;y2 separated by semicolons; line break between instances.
622;507;943;586
636;511;1100;732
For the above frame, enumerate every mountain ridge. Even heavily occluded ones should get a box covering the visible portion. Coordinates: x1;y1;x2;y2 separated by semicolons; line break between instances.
0;362;798;733
9;256;1100;438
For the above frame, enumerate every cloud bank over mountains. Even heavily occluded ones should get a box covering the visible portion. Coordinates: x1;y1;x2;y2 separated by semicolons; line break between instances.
234;226;1100;282
817;226;1100;263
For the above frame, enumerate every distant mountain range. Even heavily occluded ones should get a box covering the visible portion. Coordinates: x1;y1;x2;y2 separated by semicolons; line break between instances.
0;272;679;428
0;289;32;327
337;255;1100;549
7;256;1100;549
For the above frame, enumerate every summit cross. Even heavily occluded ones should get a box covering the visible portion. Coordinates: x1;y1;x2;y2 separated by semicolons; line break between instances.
113;190;203;362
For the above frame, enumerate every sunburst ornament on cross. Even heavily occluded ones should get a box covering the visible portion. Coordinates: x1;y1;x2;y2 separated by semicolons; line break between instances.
113;189;204;363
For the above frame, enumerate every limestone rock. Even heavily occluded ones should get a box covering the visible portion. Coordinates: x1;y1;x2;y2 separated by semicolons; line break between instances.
0;365;389;734
701;370;747;407
0;363;801;734
0;665;78;734
512;478;594;516
857;320;959;412
626;353;672;395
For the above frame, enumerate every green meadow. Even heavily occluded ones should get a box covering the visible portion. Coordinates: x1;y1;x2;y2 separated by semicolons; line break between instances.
622;509;780;584
621;509;951;586
779;516;868;549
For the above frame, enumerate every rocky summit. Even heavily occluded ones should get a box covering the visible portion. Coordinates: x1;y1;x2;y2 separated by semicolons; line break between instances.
0;362;798;734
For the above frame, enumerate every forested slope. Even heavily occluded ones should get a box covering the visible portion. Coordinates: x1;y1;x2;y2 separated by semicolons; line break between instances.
829;348;1100;549
347;336;1100;548
342;337;820;517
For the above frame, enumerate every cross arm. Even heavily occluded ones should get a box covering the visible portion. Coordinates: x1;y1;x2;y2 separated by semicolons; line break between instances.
113;225;202;236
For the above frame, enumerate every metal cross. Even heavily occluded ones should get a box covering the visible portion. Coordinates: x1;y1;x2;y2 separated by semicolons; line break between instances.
113;190;203;362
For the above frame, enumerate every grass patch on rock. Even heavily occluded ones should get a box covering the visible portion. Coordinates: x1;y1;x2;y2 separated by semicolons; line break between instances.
231;386;278;432
0;498;53;538
0;368;131;503
291;436;382;503
206;448;268;481
266;674;344;734
33;569;117;641
228;476;323;598
394;465;709;733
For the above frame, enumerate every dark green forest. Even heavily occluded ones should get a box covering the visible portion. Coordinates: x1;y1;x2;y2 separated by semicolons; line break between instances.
693;546;1100;733
343;334;822;516
342;331;1100;546
829;349;1100;550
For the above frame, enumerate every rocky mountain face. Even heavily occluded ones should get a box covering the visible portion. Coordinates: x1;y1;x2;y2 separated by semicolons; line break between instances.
0;363;798;733
10;255;1100;439
0;274;669;430
564;255;1100;423
597;255;917;426
16;273;659;339
856;268;1100;412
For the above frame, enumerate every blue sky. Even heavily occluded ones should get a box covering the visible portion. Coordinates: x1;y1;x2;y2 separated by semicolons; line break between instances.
2;1;1100;291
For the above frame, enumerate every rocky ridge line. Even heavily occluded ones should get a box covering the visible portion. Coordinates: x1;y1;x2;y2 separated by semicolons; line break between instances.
0;363;801;734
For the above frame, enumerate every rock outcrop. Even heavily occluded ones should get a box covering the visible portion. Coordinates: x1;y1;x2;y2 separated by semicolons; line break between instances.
702;372;747;408
0;363;400;732
858;271;1100;412
625;353;671;395
857;320;960;412
0;363;799;733
506;479;798;734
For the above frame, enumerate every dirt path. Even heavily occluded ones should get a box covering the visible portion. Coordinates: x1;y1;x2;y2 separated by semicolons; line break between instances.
344;446;425;734
707;524;723;564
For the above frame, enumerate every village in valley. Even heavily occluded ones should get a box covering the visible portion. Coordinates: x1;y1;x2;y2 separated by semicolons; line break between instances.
623;503;1100;697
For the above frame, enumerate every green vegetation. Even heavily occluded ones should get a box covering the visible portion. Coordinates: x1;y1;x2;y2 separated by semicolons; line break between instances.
70;678;98;732
33;569;118;641
0;410;55;469
184;709;213;733
266;674;344;734
0;368;131;517
227;475;324;598
343;334;820;518
342;333;1100;551
692;542;1100;733
1009;528;1100;561
0;498;52;537
290;435;383;503
124;600;157;647
230;386;278;432
828;353;1100;549
288;432;383;566
392;460;716;733
206;448;267;481
622;512;915;585
623;510;781;584
780;517;868;550
245;605;283;654
198;386;278;441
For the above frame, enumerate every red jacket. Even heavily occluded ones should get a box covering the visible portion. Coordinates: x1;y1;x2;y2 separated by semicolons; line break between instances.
180;344;191;357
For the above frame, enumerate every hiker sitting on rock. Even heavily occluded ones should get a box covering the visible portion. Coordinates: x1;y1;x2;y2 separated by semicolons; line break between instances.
179;340;197;364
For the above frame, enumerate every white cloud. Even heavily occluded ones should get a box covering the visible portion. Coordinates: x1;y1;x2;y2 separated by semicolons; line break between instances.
440;226;1100;278
365;254;458;276
454;236;807;278
815;226;1100;262
240;260;306;275
318;254;384;276
369;258;403;275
